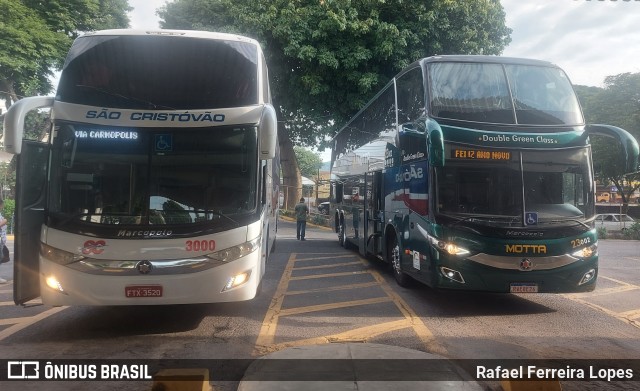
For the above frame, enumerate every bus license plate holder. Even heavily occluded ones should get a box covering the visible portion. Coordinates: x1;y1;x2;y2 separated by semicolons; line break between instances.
509;283;538;293
125;285;163;298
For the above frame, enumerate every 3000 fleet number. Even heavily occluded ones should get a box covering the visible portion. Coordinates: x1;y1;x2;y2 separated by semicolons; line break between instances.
185;240;216;252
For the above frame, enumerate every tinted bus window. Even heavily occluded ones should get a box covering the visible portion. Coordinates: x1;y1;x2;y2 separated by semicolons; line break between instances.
57;35;258;110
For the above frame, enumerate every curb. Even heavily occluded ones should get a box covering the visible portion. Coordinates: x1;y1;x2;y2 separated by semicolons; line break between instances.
279;214;333;231
151;368;212;391
237;343;484;391
501;379;562;391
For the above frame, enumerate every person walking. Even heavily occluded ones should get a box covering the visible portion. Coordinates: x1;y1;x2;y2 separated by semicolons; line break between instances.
294;197;309;240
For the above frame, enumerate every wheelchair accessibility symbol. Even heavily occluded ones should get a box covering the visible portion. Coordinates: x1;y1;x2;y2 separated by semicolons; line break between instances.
525;212;538;226
155;134;173;152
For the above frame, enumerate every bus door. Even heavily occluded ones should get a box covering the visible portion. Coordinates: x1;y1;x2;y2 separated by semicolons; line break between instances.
364;171;384;259
14;141;50;305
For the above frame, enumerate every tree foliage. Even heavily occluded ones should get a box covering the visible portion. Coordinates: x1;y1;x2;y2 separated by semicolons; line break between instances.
0;0;131;108
294;147;323;179
159;0;511;146
158;0;511;204
575;73;640;204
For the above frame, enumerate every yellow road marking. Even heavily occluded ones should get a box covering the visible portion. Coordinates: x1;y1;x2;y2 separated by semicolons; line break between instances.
289;271;369;280
294;254;354;262
254;251;446;356
563;274;640;329
265;319;413;352
286;282;379;296
253;253;297;352
599;275;639;287
565;284;638;299
0;306;67;341
0;317;23;326
619;309;640;320
294;261;362;271
279;297;393;317
362;259;447;355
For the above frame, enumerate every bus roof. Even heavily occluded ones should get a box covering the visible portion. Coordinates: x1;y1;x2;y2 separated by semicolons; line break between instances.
332;55;564;142
79;29;260;46
420;55;558;68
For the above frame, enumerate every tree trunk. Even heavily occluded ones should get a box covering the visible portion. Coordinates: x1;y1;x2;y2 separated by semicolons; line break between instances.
0;79;18;108
277;118;301;210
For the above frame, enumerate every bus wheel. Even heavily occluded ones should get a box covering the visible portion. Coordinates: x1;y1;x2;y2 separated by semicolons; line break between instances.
338;223;346;247
388;235;412;287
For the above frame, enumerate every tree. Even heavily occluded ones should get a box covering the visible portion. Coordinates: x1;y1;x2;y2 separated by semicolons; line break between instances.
294;147;323;179
158;0;511;203
1;0;131;201
0;0;131;108
575;73;640;207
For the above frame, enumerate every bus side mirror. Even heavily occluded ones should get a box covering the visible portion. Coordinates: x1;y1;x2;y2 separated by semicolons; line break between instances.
259;104;277;159
426;119;444;167
2;96;54;154
586;124;640;173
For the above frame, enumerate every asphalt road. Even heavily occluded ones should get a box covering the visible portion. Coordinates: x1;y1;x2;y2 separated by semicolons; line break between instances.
0;222;639;391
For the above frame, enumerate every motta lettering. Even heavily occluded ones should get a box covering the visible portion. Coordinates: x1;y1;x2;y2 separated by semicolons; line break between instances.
505;244;547;254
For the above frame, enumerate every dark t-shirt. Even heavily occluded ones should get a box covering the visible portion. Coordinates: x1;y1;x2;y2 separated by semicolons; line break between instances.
294;202;309;221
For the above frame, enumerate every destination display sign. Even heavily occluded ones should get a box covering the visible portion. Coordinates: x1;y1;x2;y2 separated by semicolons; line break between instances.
451;148;512;161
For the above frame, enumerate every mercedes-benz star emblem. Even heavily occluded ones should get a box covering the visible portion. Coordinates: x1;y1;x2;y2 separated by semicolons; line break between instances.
519;258;533;271
136;260;153;274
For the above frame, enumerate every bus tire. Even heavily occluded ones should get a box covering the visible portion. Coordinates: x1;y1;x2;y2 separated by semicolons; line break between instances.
388;234;412;288
341;224;353;250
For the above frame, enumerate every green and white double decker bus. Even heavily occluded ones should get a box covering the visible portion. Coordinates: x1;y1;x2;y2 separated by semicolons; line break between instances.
331;55;639;293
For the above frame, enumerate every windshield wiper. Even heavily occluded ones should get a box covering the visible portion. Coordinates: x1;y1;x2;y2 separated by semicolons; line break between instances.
154;209;241;227
54;211;99;227
440;213;521;229
75;84;177;110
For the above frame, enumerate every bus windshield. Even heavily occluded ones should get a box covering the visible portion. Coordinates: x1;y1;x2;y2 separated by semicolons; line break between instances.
435;146;594;227
429;62;583;125
48;124;258;227
56;34;258;110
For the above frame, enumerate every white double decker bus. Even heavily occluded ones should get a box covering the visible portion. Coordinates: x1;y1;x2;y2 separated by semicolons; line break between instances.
3;30;279;306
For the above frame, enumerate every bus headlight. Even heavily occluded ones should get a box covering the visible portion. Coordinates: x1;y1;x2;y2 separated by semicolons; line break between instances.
571;243;598;259
428;236;470;256
206;237;261;263
45;276;67;293
40;244;86;265
222;270;252;292
579;269;596;285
